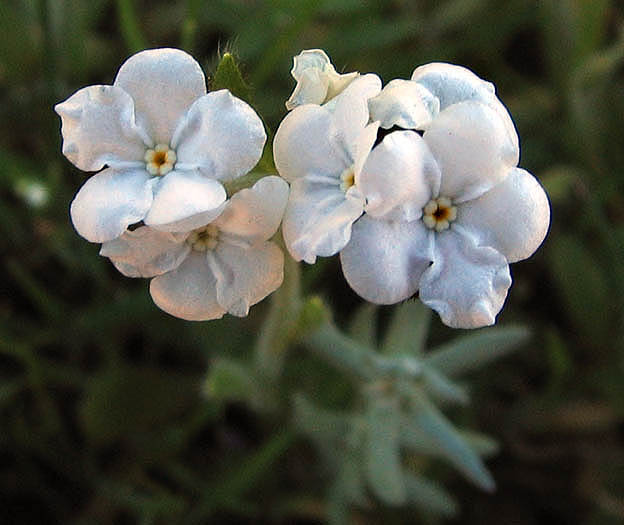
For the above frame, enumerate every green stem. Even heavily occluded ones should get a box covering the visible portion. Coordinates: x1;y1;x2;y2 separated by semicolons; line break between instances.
181;0;202;53
116;0;148;53
254;239;302;380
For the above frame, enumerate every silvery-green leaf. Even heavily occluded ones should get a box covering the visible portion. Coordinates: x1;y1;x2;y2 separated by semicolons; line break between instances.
425;325;530;377
409;395;495;491
292;394;351;442
364;392;406;504
459;430;500;458
381;300;431;356
404;473;459;517
421;365;469;405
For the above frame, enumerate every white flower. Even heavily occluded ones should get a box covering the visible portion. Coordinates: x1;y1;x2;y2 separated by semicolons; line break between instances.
341;63;550;329
276;73;419;263
99;176;289;321
285;49;359;110
55;48;266;244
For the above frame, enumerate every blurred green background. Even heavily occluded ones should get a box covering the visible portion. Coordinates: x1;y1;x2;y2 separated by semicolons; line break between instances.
2;0;624;523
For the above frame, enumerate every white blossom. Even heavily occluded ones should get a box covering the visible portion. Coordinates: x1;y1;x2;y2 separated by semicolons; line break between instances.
341;63;550;329
285;49;359;110
99;177;289;321
55;48;266;244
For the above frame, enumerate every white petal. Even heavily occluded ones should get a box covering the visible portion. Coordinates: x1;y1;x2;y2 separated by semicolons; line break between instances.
423;101;519;202
273;105;349;183
340;215;433;304
214;176;289;243
55;85;148;171
144;170;226;232
368;79;440;130
99;226;190;277
114;48;207;145
291;49;332;80
149;252;226;321
173;90;266;181
358;130;439;221
352;121;379;179
286;67;330;109
70;167;152;243
210;242;284;317
457;168;550;263
411;62;518;149
282;176;364;263
325;73;382;152
419;229;512;329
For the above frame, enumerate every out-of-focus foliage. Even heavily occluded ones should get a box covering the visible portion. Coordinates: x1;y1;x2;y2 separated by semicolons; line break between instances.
2;0;624;523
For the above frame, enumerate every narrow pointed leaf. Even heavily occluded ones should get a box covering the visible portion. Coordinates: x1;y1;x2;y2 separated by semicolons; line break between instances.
421;365;469;405
409;395;495;491
292;394;351;442
382;301;431;355
365;393;406;505
425;325;530;377
404;473;459;517
459;430;500;458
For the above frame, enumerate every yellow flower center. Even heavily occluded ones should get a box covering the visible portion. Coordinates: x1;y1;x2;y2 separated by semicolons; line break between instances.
187;224;219;252
145;144;176;176
422;197;457;232
340;166;355;191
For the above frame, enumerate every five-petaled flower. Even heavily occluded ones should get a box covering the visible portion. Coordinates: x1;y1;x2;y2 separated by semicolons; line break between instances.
99;177;289;321
341;63;550;328
55;48;266;244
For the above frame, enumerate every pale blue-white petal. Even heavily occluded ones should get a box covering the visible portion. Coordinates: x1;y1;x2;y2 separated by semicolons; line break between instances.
286;67;330;109
340;215;433;304
70;167;152;243
210;242;284;317
423;101;519;202
114;48;207;145
149;252;226;321
358;130;439;221
274;105;349;183
457;168;550;263
55;85;148;171
214;176;289;244
291;49;332;80
411;62;518;149
144;170;226;232
100;226;190;277
172;90;266;181
326;73;382;153
282;176;364;263
419;229;512;329
368;79;440;130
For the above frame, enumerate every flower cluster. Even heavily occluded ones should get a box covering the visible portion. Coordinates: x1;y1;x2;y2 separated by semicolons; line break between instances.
56;49;287;320
275;50;550;329
56;48;549;328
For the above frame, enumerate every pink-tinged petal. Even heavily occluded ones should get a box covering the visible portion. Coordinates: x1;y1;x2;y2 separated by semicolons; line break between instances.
100;226;190;278
70;167;152;243
55;85;148;171
114;48;207;145
419;229;512;329
149;252;226;321
358;130;439;222
423;101;519;203
210;242;284;317
458;168;550;263
340;215;433;304
173;90;266;181
273;104;349;183
282;176;364;263
144;170;226;232
411;62;518;150
368;79;440;130
214;176;289;244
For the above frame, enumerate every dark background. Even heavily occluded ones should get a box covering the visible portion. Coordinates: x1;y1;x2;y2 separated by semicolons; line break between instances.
1;0;624;523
